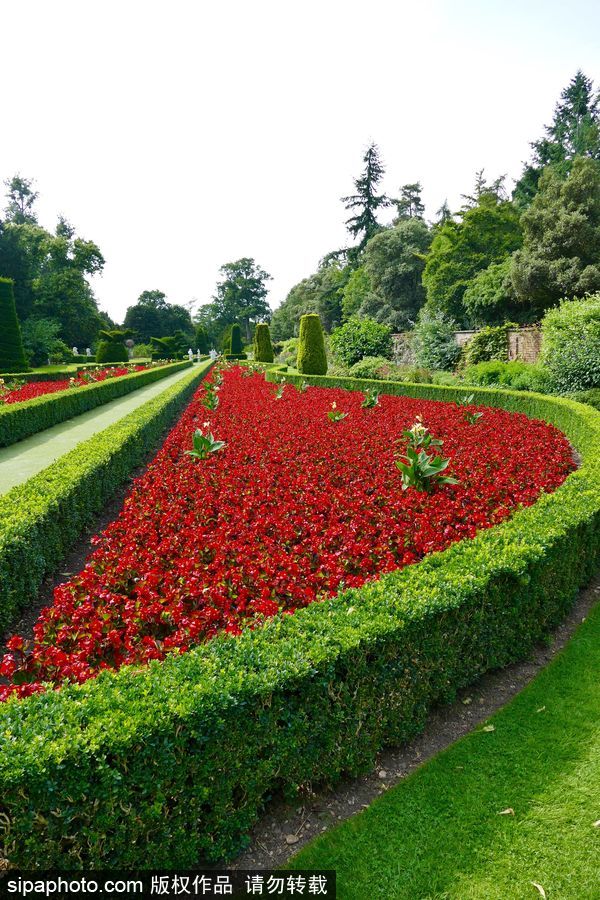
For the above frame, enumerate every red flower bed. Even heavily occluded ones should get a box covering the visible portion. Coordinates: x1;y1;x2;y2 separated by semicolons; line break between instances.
0;368;575;699
0;366;148;404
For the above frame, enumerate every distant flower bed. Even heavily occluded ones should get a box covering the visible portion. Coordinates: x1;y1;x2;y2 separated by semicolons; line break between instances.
0;365;148;404
0;367;574;700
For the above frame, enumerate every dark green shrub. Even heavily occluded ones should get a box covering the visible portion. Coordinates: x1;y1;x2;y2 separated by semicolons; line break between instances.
230;324;243;355
224;352;247;360
0;278;28;372
348;356;398;380
96;329;132;364
411;310;461;371
253;323;274;363
462;322;515;367
463;360;552;392
541;293;600;392
297;314;327;375
195;325;210;355
329;317;392;367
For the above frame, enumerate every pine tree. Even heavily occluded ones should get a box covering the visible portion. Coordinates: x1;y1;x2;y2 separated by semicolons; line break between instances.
0;278;29;372
341;143;391;249
394;182;425;220
514;71;600;206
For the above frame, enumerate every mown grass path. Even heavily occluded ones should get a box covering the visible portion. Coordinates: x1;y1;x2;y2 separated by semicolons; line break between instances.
291;590;600;899
0;364;196;495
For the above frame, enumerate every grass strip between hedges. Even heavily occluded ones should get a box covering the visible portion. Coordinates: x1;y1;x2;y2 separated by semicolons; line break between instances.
0;372;598;870
290;596;600;899
0;361;212;635
0;361;192;448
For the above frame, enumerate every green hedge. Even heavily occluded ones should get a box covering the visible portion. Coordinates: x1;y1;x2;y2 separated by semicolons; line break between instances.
0;362;192;448
0;363;117;383
0;373;599;869
0;362;211;637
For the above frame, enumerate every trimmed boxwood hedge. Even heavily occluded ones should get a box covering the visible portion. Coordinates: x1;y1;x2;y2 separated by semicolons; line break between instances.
0;361;192;448
0;361;212;637
0;373;599;869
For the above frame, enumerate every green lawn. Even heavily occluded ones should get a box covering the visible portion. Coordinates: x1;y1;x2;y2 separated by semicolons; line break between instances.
291;592;600;899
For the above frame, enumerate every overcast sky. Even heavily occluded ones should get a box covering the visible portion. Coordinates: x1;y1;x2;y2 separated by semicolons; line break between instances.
2;0;599;323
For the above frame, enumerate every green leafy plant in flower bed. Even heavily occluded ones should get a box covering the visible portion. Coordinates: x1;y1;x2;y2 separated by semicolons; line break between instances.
0;362;212;637
0;361;192;448
0;370;599;869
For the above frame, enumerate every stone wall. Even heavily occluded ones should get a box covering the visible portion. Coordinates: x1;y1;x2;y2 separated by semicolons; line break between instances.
392;326;543;367
508;327;542;363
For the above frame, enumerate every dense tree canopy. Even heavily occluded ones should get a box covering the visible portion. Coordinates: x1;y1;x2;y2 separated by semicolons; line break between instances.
0;177;109;346
123;290;193;342
270;263;348;341
422;188;522;327
361;218;432;330
511;156;600;314
203;257;271;343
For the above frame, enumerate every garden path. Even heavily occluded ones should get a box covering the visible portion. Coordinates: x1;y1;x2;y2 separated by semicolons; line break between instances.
0;364;197;495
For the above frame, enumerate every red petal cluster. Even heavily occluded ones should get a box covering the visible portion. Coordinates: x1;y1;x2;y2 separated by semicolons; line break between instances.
0;368;574;700
0;366;148;404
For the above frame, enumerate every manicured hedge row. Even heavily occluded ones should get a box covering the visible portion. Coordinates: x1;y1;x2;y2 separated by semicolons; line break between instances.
0;374;599;869
1;364;108;383
0;361;191;448
0;361;212;636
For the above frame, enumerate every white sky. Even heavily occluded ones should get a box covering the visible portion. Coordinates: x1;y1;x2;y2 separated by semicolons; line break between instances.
2;0;599;323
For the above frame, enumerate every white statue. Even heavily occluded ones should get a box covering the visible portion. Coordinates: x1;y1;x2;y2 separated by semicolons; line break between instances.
72;346;78;356
209;349;218;361
197;349;201;363
86;348;92;357
188;348;194;361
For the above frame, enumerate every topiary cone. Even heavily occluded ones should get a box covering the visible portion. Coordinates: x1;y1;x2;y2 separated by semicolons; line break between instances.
0;278;29;373
230;323;243;355
253;322;274;363
297;313;327;375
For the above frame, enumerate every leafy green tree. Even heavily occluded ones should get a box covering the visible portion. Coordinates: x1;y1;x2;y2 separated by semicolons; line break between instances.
342;143;391;250
540;293;600;391
361;218;432;330
394;182;425;220
511;157;600;314
3;175;38;225
340;266;374;320
211;258;271;342
270;263;348;340
123;290;193;342
0;278;28;371
462;256;526;325
514;71;600;206
411;309;461;371
0;215;107;345
20;317;68;366
329;317;392;367
422;192;522;326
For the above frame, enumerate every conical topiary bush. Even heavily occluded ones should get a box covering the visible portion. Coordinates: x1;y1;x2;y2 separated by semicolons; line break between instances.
0;278;29;373
230;323;243;355
253;322;274;363
297;313;327;375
